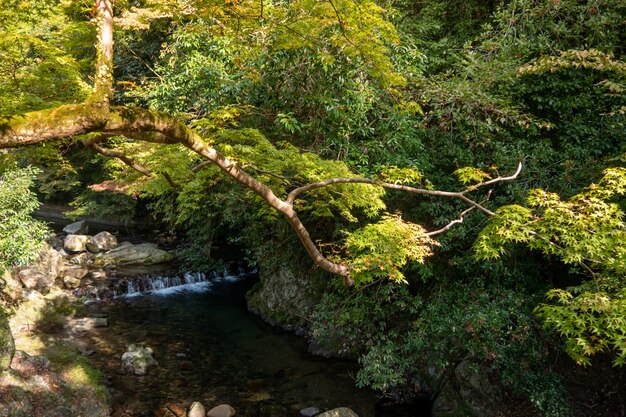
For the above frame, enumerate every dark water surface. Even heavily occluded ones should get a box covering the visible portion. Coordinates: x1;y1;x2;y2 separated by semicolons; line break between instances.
83;274;381;417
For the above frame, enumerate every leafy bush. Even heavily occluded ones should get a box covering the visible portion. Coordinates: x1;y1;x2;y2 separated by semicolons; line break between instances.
0;166;49;274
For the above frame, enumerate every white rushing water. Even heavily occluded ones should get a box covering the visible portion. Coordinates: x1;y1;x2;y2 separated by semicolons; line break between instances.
120;271;247;298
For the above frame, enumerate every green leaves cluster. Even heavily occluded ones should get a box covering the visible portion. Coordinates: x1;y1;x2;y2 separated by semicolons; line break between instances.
476;167;626;366
343;214;438;285
536;290;626;366
0;166;49;273
0;33;89;114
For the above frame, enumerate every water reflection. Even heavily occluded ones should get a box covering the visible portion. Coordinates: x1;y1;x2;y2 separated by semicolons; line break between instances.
83;274;378;417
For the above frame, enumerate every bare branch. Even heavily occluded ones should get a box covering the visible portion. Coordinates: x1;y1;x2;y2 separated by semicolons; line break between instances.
425;206;476;237
242;163;292;183
286;164;523;217
463;161;523;194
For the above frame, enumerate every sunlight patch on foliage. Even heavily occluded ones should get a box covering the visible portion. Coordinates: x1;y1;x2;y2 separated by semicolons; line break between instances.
343;214;439;285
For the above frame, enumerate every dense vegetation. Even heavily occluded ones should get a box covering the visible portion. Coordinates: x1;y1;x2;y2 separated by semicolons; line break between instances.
1;0;625;415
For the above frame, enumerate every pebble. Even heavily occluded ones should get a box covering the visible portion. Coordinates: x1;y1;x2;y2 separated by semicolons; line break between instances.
300;406;320;416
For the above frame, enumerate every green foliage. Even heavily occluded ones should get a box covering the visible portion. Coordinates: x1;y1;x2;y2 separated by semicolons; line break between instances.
476;168;626;366
476;167;626;269
536;290;626;367
342;214;438;285
66;189;137;223
0;32;89;114
0;166;49;273
454;166;491;185
312;281;570;416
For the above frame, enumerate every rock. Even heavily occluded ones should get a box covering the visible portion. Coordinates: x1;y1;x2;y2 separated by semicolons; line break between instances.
62;265;89;289
86;231;119;254
300;407;321;417
64;234;90;252
70;252;94;265
10;350;51;373
18;268;54;294
121;344;158;375
67;317;108;332
89;270;108;280
1;269;22;302
188;402;207;417
165;403;186;417
431;359;502;417
316;408;358;417
14;244;63;294
0;309;14;370
247;260;324;330
63;220;88;235
63;275;82;289
207;404;236;417
46;235;64;249
95;243;175;266
64;265;89;279
244;391;272;401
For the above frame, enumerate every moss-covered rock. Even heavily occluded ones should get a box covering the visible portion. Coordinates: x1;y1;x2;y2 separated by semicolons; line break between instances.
247;254;329;329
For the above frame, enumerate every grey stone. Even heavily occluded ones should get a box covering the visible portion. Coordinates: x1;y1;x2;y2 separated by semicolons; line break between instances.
95;243;175;266
121;344;158;375
188;402;207;417
300;407;321;416
316;408;358;417
17;268;54;294
69;252;94;265
86;231;119;254
64;234;90;252
207;404;236;417
89;270;107;280
46;235;64;250
431;359;502;417
63;220;88;235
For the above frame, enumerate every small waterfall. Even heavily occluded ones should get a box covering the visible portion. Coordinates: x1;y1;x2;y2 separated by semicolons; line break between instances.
119;269;250;298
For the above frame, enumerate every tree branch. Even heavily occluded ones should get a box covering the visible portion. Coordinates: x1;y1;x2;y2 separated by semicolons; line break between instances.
463;161;523;194
88;141;152;177
425;206;476;237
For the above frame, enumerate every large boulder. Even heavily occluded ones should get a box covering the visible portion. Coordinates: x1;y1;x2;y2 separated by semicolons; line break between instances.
247;256;326;330
64;234;90;253
86;231;119;254
63;220;88;235
95;243;175;266
0;309;14;370
316;408;358;417
121;344;158;375
431;359;502;417
17;268;54;294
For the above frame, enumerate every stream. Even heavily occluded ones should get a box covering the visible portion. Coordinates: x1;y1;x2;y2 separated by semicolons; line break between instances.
81;271;391;417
